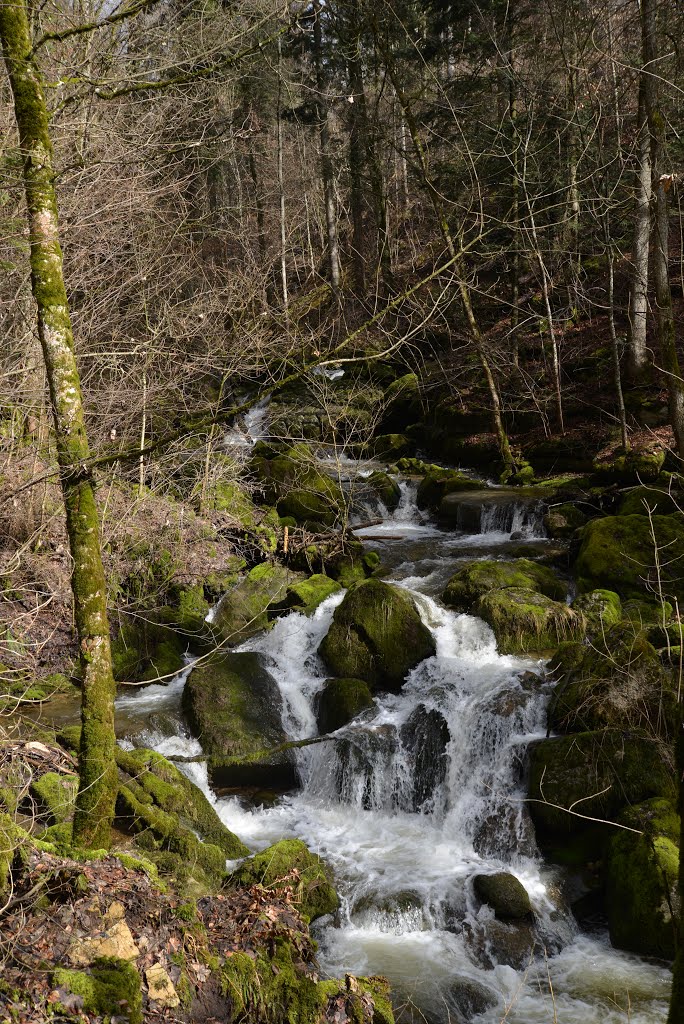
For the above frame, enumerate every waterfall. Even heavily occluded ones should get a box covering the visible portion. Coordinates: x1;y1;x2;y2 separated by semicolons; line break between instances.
479;499;546;539
223;394;271;447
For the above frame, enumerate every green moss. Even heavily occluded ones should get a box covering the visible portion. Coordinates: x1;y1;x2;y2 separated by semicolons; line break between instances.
574;514;684;601
474;586;583;654
473;873;532;920
528;730;676;839
548;621;678;738
211;480;258;527
442;559;566;611
315;678;374;732
365;471;401;513
606;798;680;959
177;584;210;624
619;485;681;517
274;574;343;616
543;502;588;538
53;958;142;1024
319;579;436;691
372;434;413;459
251;445;345;526
570;589;622;635
115;746;248;860
113;852;160;881
229;839;338;923
182;652;295;790
416;468;479;511
213;563;298;644
594;447;666;484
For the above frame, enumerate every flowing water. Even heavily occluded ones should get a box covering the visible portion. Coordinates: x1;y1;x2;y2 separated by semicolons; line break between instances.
114;471;672;1024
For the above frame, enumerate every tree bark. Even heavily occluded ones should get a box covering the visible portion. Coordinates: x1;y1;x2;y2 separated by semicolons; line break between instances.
627;44;653;378
313;0;341;298
0;0;117;849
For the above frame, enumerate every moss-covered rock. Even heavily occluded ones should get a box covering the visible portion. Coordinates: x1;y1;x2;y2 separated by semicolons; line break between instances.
574;514;684;601
372;433;413;459
364;471;401;513
114;747;248;860
30;772;78;825
416;469;480;511
548;622;677;737
570;589;622;635
318;580;436;691
594;446;666;484
315;678;374;732
53;958;142;1024
528;730;675;839
605;798;679;959
213;563;300;644
251;444;345;526
474;587;583;654
618;484;682;517
272;574;342;617
473;873;532;920
543;502;588;538
229;839;338;923
442;559;566;611
182;651;296;790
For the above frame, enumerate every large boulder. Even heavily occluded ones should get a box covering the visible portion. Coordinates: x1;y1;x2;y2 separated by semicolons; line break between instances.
605;798;680;959
574;514;684;602
228;839;338;922
618;484;682;517
400;705;450;812
358;471;402;513
548;622;677;738
543;502;588;538
474;587;583;654
182;652;296;789
528;730;676;840
315;678;375;733
443;559;566;611
213;563;300;645
318;580;436;691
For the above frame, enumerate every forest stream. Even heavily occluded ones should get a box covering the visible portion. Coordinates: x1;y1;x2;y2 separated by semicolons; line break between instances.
106;452;672;1024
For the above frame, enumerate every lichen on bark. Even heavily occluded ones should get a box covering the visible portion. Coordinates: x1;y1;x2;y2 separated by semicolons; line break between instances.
0;0;117;849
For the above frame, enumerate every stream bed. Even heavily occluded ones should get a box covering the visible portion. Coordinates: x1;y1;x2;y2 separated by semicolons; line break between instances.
113;472;671;1024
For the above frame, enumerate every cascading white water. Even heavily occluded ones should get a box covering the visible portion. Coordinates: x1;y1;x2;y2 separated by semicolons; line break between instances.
117;478;672;1024
223;394;271;447
479;499;546;539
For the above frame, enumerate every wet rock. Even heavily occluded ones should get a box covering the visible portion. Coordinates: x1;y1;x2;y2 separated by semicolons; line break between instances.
445;977;498;1022
443;558;566;611
319;579;436;691
465;917;536;970
182;652;296;790
543;502;588;539
400;705;450;811
315;677;374;733
359;471;402;513
606;798;680;960
228;838;338;922
473;872;532;920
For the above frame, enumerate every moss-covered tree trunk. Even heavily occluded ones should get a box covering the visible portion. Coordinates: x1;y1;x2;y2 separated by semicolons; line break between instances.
0;0;117;849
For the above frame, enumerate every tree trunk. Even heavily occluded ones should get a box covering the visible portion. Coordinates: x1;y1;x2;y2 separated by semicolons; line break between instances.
0;0;117;849
313;0;341;298
276;36;289;318
627;52;653;378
